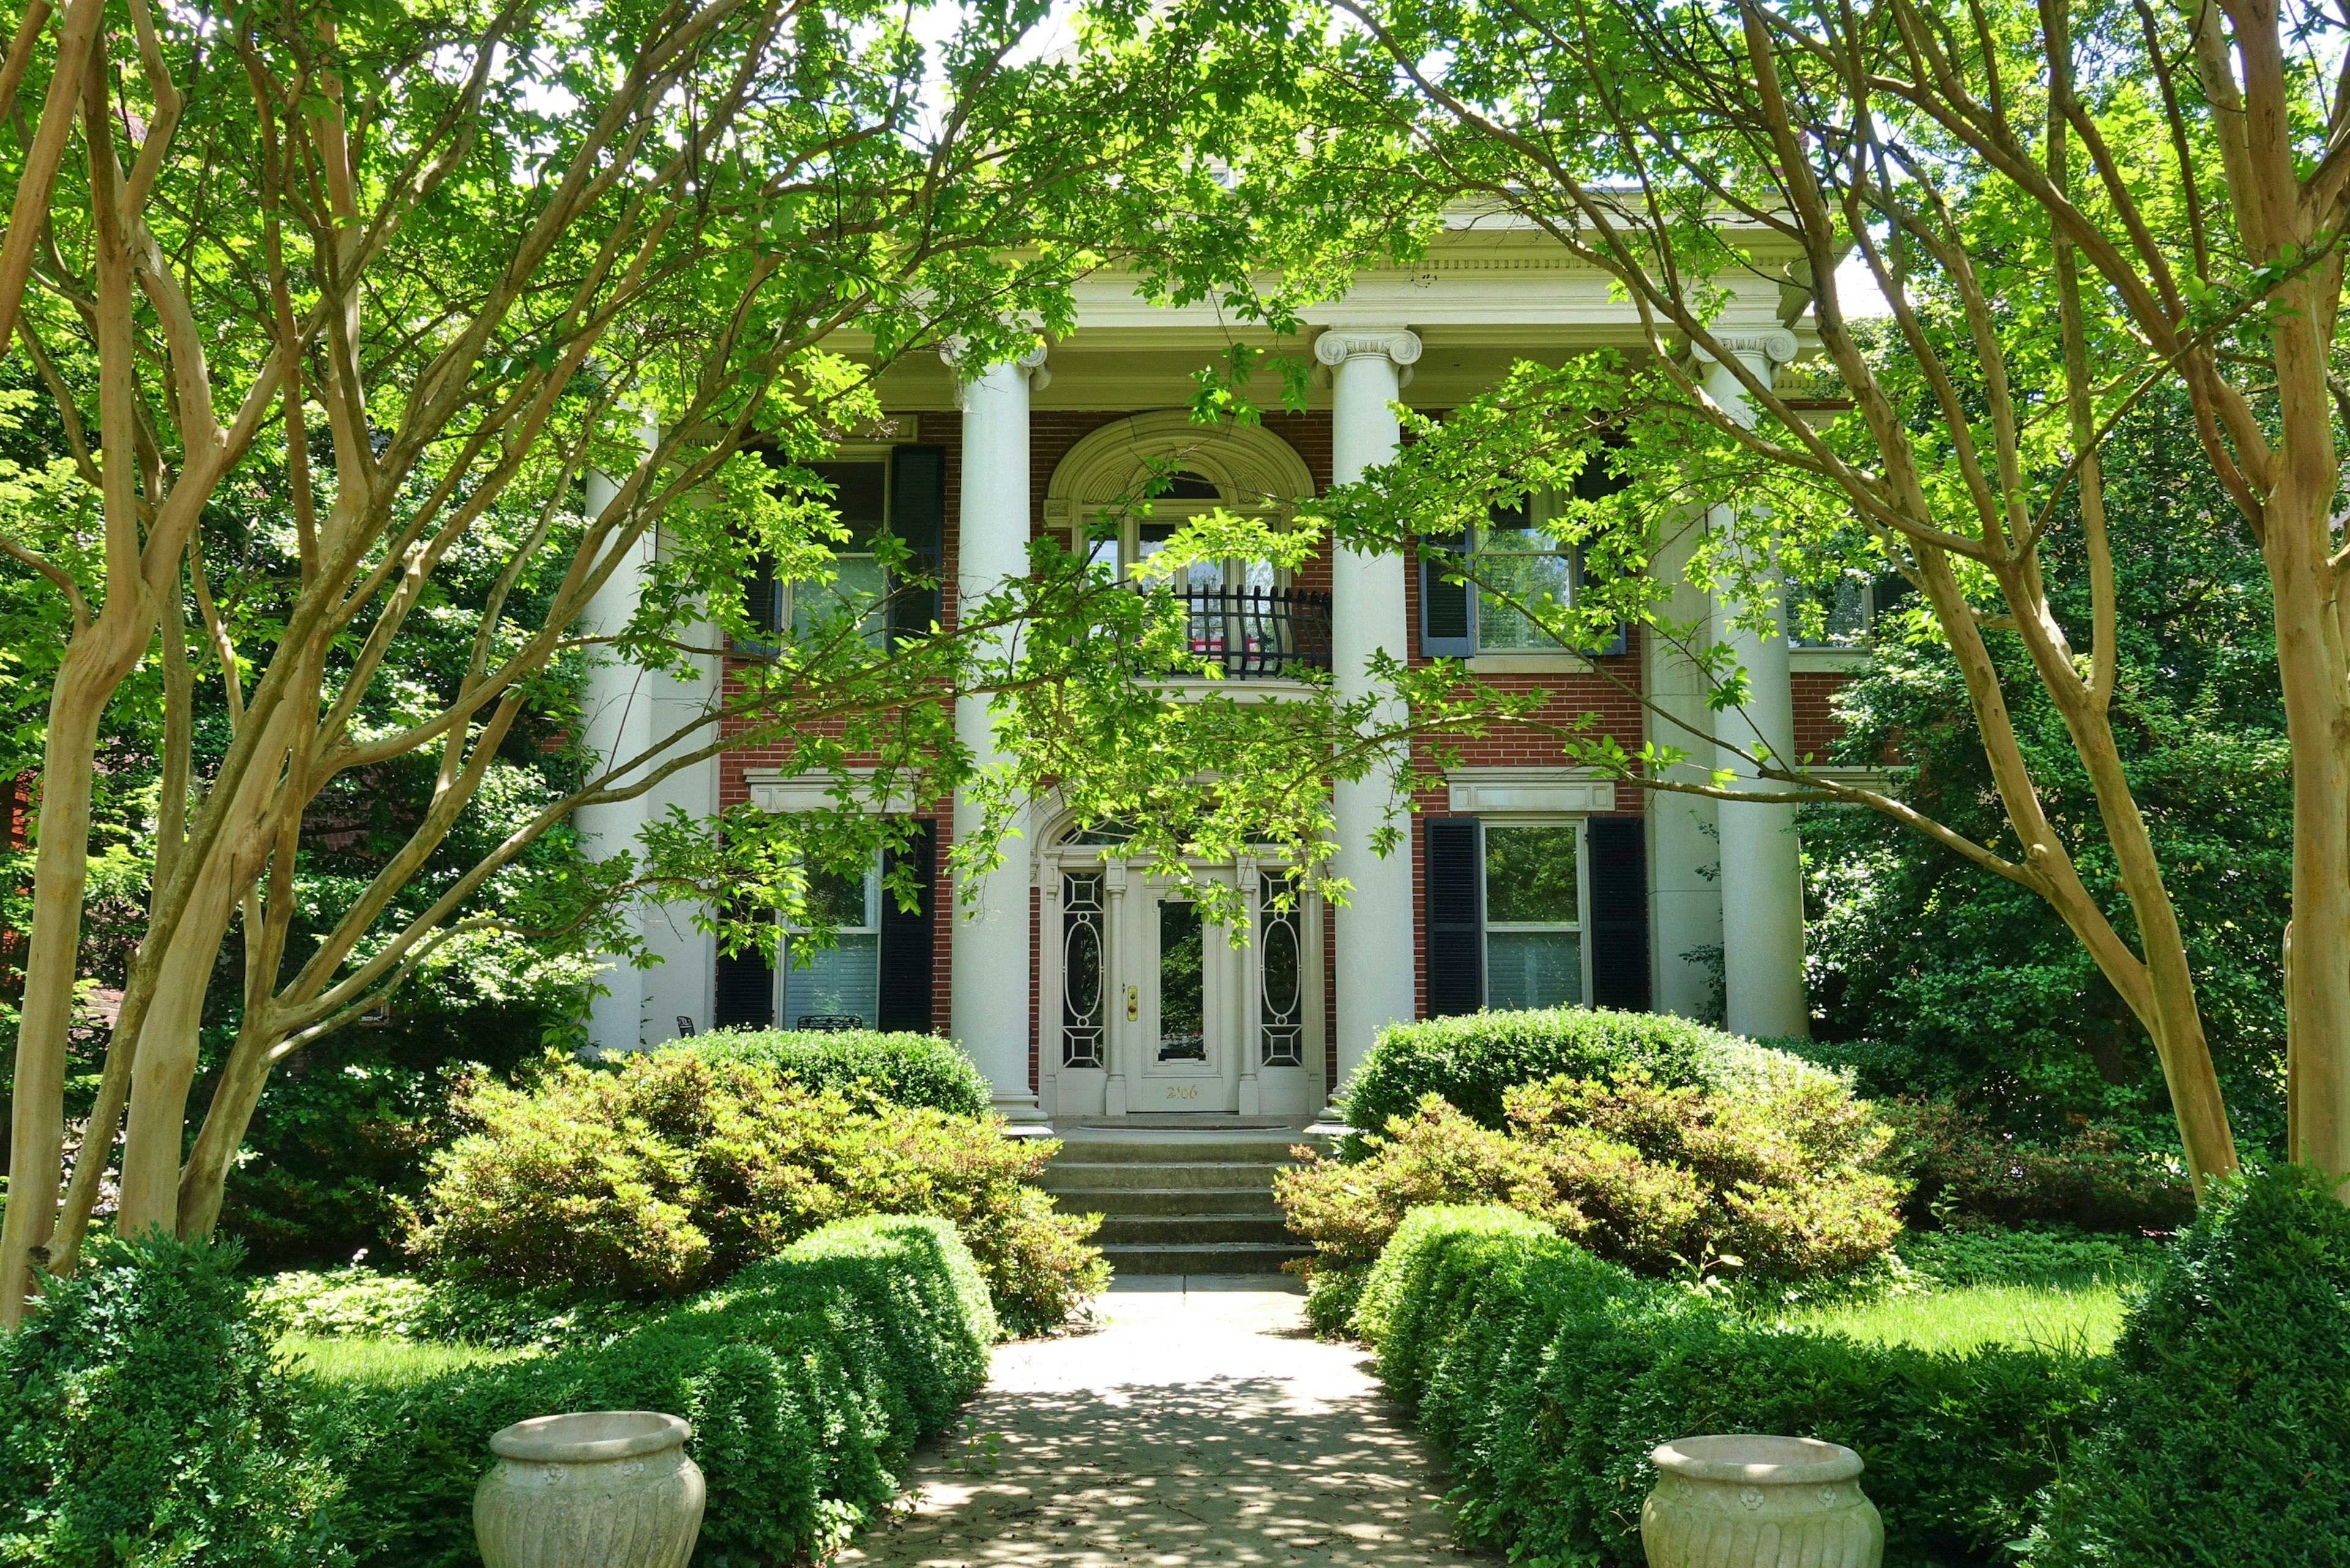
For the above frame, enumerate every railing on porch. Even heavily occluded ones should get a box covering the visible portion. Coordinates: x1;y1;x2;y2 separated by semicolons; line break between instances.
1172;586;1333;681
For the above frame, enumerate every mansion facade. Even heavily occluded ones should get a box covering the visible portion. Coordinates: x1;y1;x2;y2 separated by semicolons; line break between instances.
576;219;1869;1125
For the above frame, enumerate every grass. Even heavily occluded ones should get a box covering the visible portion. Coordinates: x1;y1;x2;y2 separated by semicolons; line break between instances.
280;1333;535;1387
1775;1281;2132;1356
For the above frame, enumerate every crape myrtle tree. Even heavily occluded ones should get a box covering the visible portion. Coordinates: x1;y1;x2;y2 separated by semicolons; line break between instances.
1806;380;2292;1144
1163;0;2350;1199
0;0;1441;1323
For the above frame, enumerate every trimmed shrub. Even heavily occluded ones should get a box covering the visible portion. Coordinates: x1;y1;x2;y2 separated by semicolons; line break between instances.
0;1234;347;1567
1363;1204;2106;1567
309;1214;996;1567
1341;1006;1833;1140
405;1049;1104;1333
684;1028;991;1118
2025;1164;2350;1565
1280;1070;1903;1283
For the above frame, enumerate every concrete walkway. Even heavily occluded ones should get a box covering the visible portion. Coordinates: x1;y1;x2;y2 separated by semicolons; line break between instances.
840;1275;1495;1568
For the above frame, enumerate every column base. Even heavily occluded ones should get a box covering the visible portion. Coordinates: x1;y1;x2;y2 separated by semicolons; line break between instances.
993;1092;1053;1137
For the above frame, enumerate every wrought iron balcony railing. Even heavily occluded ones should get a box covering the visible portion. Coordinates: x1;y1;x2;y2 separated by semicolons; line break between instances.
1171;586;1332;681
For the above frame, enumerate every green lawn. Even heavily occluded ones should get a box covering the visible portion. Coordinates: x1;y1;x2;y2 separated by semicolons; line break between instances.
280;1333;536;1386
1776;1282;2131;1356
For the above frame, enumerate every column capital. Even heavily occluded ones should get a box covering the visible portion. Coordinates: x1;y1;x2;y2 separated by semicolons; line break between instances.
1314;327;1422;370
1690;327;1799;371
939;340;1050;406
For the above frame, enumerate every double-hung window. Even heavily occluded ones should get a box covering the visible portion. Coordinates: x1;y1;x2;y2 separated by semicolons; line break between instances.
783;856;882;1028
1482;823;1586;1009
1791;572;1914;648
742;447;947;654
1420;490;1626;659
1427;816;1638;1017
710;821;939;1033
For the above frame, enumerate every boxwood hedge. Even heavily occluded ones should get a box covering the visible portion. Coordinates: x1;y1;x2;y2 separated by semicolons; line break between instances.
1357;1204;2106;1567
310;1213;996;1567
2024;1163;2350;1566
1341;1007;1833;1139
684;1028;991;1119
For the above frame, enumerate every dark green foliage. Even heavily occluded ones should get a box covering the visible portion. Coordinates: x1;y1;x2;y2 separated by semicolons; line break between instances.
220;1004;560;1269
310;1214;995;1568
684;1028;991;1118
1302;1265;1370;1338
1343;1007;1828;1143
0;1234;346;1567
1363;1205;2106;1567
1773;1038;2198;1233
2026;1166;2350;1566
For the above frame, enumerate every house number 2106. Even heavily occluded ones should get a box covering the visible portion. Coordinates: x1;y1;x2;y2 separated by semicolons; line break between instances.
1165;1084;1199;1101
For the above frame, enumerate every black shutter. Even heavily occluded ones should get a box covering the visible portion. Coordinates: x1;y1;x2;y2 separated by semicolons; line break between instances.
1419;531;1475;658
876;819;936;1033
1570;443;1629;657
1425;818;1483;1017
712;913;777;1029
888;445;947;646
1586;816;1651;1012
736;553;781;656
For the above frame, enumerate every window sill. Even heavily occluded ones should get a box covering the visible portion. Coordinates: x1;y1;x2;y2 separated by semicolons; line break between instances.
1466;652;1595;676
1790;647;1871;674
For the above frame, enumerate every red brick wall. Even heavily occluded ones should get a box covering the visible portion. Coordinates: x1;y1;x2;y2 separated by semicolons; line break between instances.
1791;671;1855;762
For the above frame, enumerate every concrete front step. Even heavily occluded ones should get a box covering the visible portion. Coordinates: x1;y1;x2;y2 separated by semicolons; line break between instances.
1045;1136;1316;1165
1048;1185;1282;1216
1042;1126;1318;1282
1039;1160;1304;1193
1095;1213;1294;1246
1099;1241;1306;1275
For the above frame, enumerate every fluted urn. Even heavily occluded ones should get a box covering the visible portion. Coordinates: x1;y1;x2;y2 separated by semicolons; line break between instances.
474;1411;706;1568
1639;1434;1883;1568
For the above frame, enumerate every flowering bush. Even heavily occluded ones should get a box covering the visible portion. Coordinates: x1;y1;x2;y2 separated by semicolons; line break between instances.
1279;1068;1904;1283
403;1050;1105;1333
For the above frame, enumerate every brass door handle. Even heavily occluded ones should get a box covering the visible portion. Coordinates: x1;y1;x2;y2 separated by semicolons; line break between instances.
1125;985;1139;1022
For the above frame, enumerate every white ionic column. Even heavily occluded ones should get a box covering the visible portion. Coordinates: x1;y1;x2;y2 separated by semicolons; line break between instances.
1317;327;1422;1110
1698;330;1808;1040
578;457;655;1053
1644;510;1724;1021
950;346;1049;1122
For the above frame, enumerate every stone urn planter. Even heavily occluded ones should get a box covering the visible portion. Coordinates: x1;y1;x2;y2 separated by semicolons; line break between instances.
475;1411;706;1568
1639;1435;1883;1568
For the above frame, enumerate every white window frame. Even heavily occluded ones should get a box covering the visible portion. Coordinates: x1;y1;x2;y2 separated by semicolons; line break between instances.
1472;491;1578;655
1477;816;1593;1010
777;849;883;1029
1080;470;1288;593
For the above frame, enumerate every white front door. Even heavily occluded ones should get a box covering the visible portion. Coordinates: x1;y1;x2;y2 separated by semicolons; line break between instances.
1138;888;1238;1113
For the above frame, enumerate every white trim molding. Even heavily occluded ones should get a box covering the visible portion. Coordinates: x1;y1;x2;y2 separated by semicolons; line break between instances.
742;767;919;815
1790;646;1871;674
1042;410;1316;533
1444;767;1618;815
